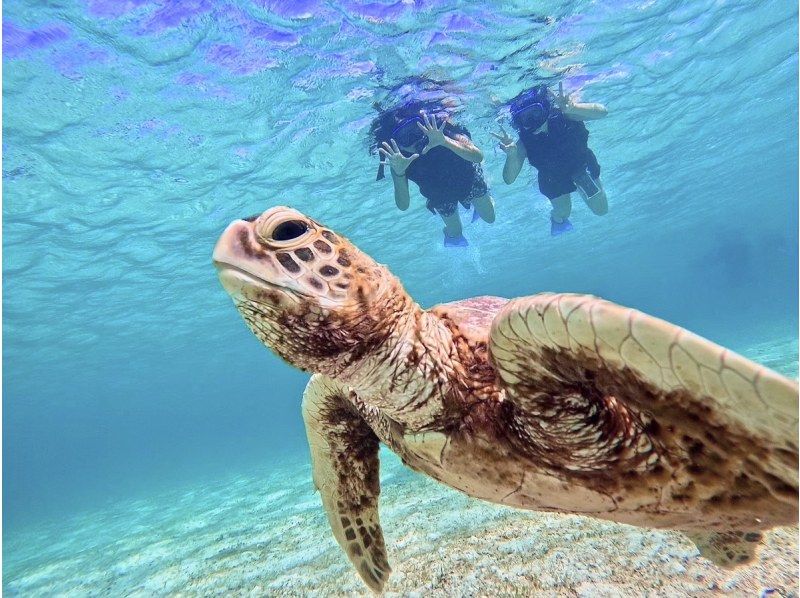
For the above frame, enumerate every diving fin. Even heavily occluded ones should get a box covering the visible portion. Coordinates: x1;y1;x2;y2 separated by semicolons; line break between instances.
550;217;574;236
443;231;469;247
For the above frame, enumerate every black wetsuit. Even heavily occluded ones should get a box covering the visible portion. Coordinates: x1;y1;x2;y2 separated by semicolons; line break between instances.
402;136;488;217
518;110;600;200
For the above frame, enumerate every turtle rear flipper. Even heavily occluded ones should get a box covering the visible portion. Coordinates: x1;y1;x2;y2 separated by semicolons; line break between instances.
488;293;798;522
302;375;391;593
686;531;763;568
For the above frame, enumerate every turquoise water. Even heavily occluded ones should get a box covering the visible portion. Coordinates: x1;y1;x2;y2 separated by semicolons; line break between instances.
3;0;798;594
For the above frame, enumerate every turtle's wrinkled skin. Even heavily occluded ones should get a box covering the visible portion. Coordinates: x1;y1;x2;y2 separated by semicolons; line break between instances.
213;206;799;593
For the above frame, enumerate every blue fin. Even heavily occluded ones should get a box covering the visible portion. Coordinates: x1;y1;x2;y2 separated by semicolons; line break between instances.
444;232;469;247
550;218;574;236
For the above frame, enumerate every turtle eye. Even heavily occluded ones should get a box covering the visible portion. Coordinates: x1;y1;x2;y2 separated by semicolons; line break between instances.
272;219;309;242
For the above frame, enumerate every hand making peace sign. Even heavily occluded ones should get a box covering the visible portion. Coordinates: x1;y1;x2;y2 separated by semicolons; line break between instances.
491;125;517;155
552;81;575;112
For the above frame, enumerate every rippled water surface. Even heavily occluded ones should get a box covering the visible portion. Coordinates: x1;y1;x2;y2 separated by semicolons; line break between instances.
3;0;798;593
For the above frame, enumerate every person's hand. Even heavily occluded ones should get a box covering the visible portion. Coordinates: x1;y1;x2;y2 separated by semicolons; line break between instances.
491;126;517;155
378;139;418;176
553;81;575;112
416;111;447;154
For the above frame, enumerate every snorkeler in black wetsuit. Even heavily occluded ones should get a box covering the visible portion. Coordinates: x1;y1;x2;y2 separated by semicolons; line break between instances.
372;102;495;247
494;83;608;236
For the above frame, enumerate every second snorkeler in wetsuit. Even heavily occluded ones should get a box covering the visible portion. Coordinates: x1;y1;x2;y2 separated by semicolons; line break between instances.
374;106;495;247
495;83;608;235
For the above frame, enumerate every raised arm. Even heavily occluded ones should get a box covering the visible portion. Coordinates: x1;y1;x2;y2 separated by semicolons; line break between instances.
554;82;608;121
390;170;411;210
492;127;527;185
562;102;608;121
378;139;418;211
443;133;484;162
417;112;483;163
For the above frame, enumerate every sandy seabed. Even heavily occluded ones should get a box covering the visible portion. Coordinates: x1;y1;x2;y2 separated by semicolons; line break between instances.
5;339;799;597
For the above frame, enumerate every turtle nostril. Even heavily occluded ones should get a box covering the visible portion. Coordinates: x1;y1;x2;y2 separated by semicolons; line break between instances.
273;220;309;241
242;214;260;222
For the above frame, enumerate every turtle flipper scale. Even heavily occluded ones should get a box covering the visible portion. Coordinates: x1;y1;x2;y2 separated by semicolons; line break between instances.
302;375;391;593
488;293;798;528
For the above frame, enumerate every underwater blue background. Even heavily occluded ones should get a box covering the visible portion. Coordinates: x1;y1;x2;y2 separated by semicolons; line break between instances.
3;0;798;583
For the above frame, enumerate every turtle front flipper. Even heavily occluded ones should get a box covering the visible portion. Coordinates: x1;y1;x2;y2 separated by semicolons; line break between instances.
488;293;798;529
302;374;391;593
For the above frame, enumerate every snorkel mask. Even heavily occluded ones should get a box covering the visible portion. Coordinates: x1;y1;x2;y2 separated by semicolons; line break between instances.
391;116;427;152
511;87;552;131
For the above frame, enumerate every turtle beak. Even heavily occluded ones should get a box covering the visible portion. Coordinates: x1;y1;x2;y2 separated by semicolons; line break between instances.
212;220;263;298
212;220;248;269
213;215;306;303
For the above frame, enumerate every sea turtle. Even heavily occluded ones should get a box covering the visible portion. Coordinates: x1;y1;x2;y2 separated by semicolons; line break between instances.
213;206;798;593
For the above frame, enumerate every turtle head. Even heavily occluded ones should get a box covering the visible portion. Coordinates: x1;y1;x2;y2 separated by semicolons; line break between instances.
213;206;410;375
